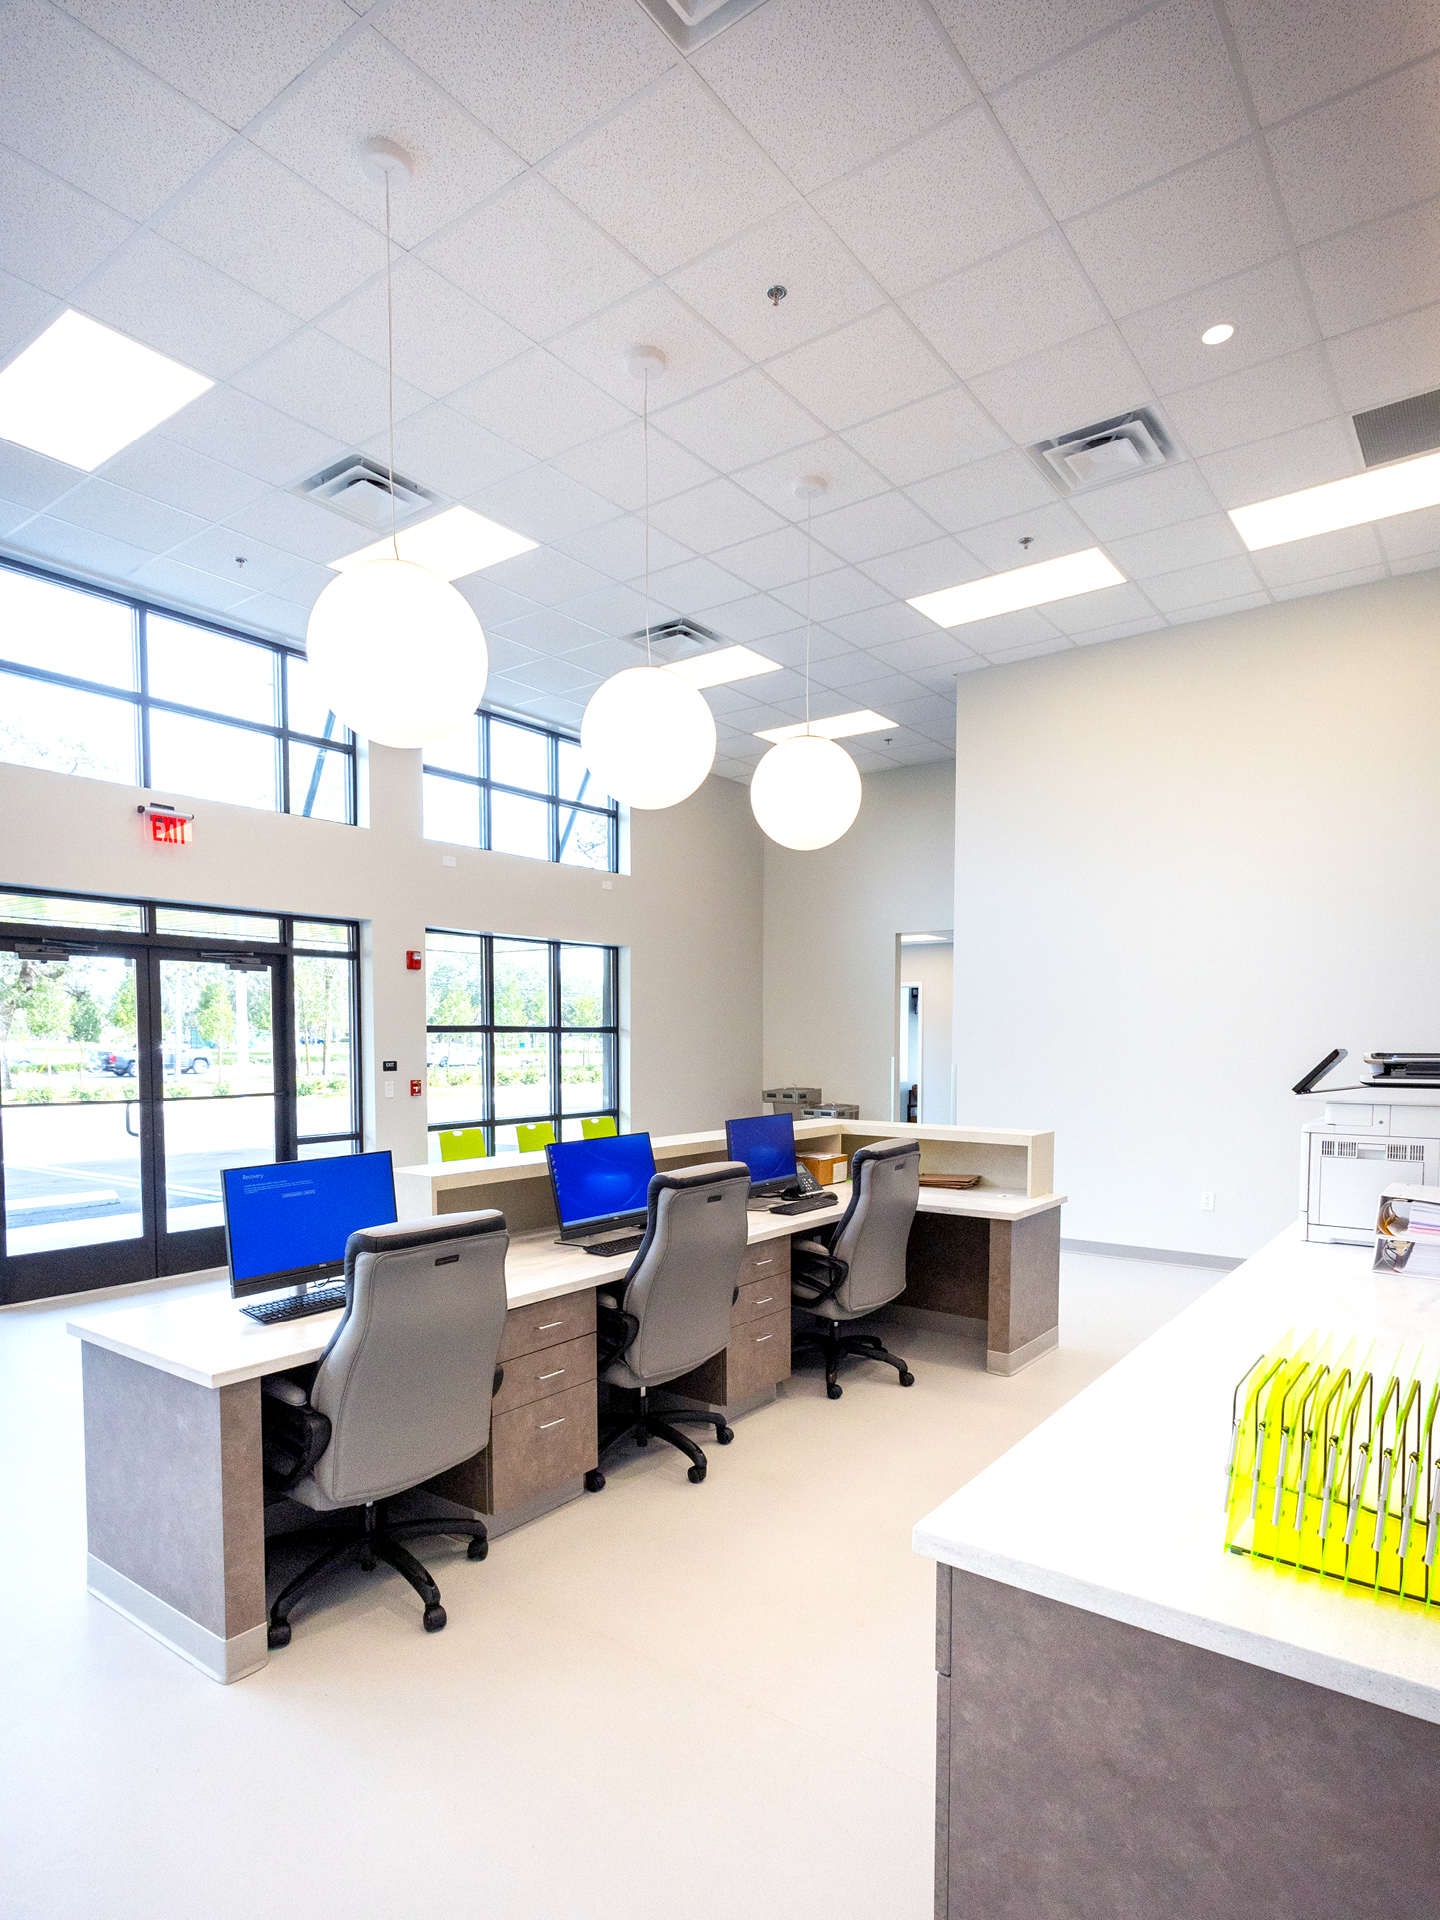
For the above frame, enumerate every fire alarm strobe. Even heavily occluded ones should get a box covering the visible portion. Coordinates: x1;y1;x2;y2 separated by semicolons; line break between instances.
137;802;194;845
406;950;423;970
410;1079;423;1097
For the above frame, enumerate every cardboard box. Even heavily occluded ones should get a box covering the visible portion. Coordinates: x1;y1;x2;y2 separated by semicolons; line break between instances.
799;1153;847;1187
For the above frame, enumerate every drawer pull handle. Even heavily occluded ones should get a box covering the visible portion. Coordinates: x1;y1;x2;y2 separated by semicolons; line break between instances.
539;1417;566;1430
755;1334;773;1344
755;1258;774;1268
756;1295;773;1306
539;1368;566;1381
538;1320;564;1331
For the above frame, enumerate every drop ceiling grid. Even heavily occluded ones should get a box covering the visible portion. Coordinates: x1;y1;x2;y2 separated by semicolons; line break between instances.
0;0;1438;777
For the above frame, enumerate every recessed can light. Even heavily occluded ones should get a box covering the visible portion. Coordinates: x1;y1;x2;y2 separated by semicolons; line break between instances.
1201;323;1235;346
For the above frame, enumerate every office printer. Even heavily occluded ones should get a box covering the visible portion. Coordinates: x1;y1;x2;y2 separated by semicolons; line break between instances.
1297;1047;1440;1245
1365;1053;1440;1083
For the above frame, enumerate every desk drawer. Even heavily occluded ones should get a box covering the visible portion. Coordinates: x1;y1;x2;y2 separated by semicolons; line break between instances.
733;1271;787;1326
489;1379;597;1511
739;1239;790;1289
726;1308;790;1399
492;1331;596;1416
499;1289;596;1361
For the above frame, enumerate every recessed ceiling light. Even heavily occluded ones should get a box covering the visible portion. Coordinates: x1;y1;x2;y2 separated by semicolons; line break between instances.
1229;450;1440;551
1201;323;1235;346
908;548;1125;628
0;310;212;471
754;708;896;743
330;505;537;580
665;644;782;689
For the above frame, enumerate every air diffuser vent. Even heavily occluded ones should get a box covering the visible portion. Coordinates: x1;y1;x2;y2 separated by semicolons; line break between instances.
295;455;438;528
635;0;768;49
1030;408;1175;495
1353;388;1440;468
622;617;729;665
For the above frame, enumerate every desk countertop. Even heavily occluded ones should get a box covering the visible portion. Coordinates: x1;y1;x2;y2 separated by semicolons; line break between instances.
913;1222;1440;1725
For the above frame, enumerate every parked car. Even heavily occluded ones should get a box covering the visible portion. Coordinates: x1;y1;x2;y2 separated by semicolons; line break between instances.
93;1045;213;1077
428;1039;484;1069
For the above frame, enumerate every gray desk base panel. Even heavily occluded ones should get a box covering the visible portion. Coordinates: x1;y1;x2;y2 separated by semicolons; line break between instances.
88;1554;268;1684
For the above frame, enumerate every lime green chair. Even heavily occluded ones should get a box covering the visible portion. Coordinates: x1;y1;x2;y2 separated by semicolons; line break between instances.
515;1122;557;1154
437;1128;488;1162
581;1116;617;1139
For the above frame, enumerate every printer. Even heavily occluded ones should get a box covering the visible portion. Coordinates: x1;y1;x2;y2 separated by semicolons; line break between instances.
1297;1049;1440;1245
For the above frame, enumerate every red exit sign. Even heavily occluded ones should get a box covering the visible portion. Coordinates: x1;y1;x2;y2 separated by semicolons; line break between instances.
138;803;194;845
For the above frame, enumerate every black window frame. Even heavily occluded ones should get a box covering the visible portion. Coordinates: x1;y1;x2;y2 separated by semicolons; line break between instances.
425;929;619;1155
0;554;358;823
422;710;619;871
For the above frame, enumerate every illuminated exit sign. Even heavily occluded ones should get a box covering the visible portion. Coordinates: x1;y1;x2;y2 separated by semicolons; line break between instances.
137;803;194;845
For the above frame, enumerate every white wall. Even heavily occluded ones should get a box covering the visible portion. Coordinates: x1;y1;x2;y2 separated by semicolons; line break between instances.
762;761;955;1118
952;569;1440;1259
0;746;763;1167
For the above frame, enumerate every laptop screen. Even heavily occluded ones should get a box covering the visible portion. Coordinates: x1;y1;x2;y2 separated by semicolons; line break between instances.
546;1132;656;1234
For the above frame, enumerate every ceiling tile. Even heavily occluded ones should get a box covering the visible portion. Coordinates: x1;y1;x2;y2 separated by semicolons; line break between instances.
231;591;311;641
693;593;801;642
450;350;631;460
648;478;783;551
470;468;623;546
1164;589;1270;624
232;329;429;444
363;403;532;500
1162;346;1337;458
908;448;1058;533
254;28;522;244
318;256;528;400
1041;581;1160;634
967;324;1151;445
0;270;56;363
0;441;86;512
806;645;903;690
666;202;885;361
867;631;977;675
711;523;814;590
655;368;823;471
771;564;892;620
808;489;943;564
1105;511;1242;579
1197;416;1361;508
1389;548;1440;579
932;0;1140;92
548;284;746;407
97;435;269;522
812;107;1045;297
378;0;674;164
0;497;37;538
1065;142;1289;317
825;601;934;647
0;0;229;220
765;308;952;432
482;546;613;609
61;0;353;129
48;476;207;553
809;668;927;709
842;387;1008;485
452;574;541;627
878;688;958;736
552;582;653;639
159;384;347;486
748;622;850;667
73;232;296;380
903;230;1106;382
1227;0;1440;125
959;500;1095;571
1376;503;1440;562
222;487;360;565
553;421;715;510
992;0;1249;221
544;67;790;276
1068;613;1168;646
12;512;152;581
550;514;691;579
496;655;600;696
1140;552;1264;610
1325;303;1440;414
640;555;752;612
1249;522;1384;587
1301;199;1440;339
863;534;984;598
1120;256;1318;397
130;553;258;611
1267;55;1440;245
492;609;609;657
1069;463;1221;540
0;147;134;297
733;436;887;519
157;145;382;319
165;522;307;595
692;0;971;195
976;635;1073;665
565;634;649;679
1268;564;1388;601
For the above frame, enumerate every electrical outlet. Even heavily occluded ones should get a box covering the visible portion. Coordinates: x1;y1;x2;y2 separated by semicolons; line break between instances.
1200;1191;1215;1211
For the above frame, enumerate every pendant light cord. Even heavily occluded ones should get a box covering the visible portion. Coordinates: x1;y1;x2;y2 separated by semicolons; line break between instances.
384;169;398;563
643;367;652;666
803;491;813;733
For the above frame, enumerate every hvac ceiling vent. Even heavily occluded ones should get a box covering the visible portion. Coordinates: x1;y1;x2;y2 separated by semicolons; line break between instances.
1029;408;1176;495
635;0;769;51
622;617;729;665
1353;388;1440;467
295;455;439;529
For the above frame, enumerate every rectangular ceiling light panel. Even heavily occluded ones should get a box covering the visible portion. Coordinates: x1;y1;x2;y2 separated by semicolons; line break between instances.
666;644;781;688
755;708;896;743
330;505;537;580
909;548;1125;628
1229;451;1440;551
0;310;213;471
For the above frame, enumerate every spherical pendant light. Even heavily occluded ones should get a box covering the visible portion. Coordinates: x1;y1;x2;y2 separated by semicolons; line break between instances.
580;664;716;810
305;557;489;749
749;733;861;850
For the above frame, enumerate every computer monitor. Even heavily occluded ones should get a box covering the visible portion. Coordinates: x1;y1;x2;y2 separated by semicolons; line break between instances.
546;1132;656;1241
222;1151;398;1300
725;1112;799;1198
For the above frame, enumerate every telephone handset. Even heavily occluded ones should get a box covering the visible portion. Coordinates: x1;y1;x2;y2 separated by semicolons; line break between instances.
794;1164;823;1195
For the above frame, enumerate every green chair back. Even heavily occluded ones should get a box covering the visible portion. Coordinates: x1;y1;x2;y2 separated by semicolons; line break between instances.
437;1128;487;1163
515;1122;557;1154
580;1116;618;1139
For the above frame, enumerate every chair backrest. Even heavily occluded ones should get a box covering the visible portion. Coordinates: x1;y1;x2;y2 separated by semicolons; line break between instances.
516;1121;556;1153
828;1140;920;1313
581;1116;617;1139
620;1161;750;1387
308;1211;509;1507
438;1127;487;1162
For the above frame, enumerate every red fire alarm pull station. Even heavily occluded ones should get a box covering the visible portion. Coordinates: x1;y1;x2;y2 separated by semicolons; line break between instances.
138;802;194;845
406;950;423;970
410;1078;423;1097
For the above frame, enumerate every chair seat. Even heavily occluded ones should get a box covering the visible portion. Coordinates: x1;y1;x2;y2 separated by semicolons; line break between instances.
602;1355;698;1392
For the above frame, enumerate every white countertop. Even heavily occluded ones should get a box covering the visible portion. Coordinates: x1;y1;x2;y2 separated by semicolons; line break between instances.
913;1221;1440;1724
915;1185;1065;1221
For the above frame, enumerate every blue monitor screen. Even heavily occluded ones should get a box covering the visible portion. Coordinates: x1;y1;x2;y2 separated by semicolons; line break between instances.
547;1132;655;1233
222;1152;397;1297
725;1113;797;1188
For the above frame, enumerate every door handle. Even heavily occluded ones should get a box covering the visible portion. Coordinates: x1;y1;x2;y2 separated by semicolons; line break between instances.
124;1101;139;1139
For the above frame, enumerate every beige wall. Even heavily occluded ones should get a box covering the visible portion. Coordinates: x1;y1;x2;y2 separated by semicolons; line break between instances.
952;569;1440;1258
0;744;764;1167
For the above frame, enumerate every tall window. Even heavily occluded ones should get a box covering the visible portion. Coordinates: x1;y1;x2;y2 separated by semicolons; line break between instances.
0;559;356;822
425;930;618;1157
422;711;618;871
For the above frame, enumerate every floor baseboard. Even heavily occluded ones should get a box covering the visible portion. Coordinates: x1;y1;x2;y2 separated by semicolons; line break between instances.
1061;1238;1242;1272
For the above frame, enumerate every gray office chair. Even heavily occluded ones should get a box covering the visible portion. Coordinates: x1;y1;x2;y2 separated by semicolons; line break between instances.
592;1160;750;1484
260;1210;509;1645
790;1139;920;1398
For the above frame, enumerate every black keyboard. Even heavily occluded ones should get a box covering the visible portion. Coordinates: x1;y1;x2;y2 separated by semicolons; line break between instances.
241;1283;346;1325
581;1233;644;1257
770;1193;840;1216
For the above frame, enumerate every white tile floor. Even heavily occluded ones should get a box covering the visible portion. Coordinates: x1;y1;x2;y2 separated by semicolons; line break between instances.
1;1252;1216;1920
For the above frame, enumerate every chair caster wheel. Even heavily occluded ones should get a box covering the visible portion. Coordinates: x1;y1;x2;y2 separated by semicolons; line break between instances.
467;1536;488;1559
584;1469;606;1492
687;1463;706;1483
899;1370;915;1387
826;1382;843;1399
423;1604;447;1632
717;1425;734;1444
635;1429;649;1446
267;1620;291;1650
359;1549;377;1571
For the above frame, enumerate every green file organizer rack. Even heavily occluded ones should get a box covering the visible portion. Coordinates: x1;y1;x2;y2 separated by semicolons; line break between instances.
1224;1330;1440;1610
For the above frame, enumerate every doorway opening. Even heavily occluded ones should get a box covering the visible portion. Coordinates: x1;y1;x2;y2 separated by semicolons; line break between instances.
895;932;953;1125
